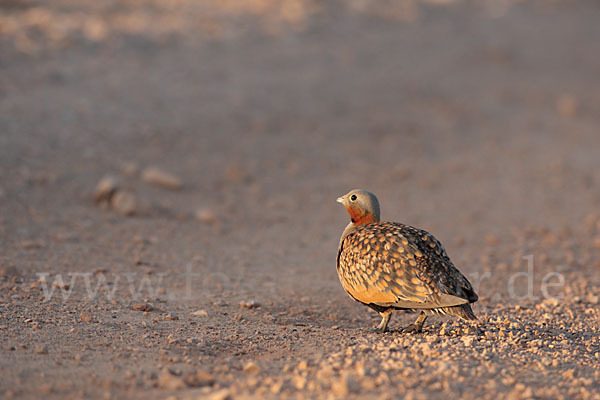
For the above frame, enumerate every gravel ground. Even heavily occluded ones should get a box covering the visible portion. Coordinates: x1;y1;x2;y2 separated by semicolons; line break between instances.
1;1;600;399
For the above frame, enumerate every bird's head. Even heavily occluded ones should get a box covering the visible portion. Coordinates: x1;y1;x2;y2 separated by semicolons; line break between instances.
337;189;380;225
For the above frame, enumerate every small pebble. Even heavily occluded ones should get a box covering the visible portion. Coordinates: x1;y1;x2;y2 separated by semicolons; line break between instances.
141;167;182;190
94;176;119;203
192;309;208;317
331;373;358;396
165;312;179;320
132;303;154;312
111;190;136;216
462;336;475;347
157;369;186;390
207;389;232;400
239;300;260;309
243;361;261;373
183;371;215;387
195;208;218;225
80;312;93;323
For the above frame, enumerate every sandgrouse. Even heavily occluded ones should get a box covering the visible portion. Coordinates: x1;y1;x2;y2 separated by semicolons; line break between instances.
336;189;478;333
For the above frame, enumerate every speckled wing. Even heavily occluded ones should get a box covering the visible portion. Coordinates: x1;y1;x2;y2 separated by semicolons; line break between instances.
337;222;477;309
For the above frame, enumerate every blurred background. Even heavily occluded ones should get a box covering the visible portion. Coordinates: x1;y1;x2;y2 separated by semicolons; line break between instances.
2;0;599;287
0;0;600;304
1;0;600;397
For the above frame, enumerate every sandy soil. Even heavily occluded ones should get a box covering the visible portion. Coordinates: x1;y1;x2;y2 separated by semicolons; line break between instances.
1;0;600;399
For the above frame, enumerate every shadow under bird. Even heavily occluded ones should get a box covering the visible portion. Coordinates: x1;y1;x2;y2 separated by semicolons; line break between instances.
336;189;478;333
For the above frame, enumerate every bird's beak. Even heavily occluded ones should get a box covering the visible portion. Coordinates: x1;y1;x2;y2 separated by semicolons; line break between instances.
336;196;344;204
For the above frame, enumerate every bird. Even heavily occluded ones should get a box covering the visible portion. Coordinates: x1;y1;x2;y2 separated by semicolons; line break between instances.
336;189;478;333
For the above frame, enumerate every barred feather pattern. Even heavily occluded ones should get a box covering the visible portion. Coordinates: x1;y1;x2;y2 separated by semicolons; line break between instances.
427;304;478;320
337;222;478;317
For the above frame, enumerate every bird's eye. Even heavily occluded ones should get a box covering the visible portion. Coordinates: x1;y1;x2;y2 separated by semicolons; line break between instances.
350;194;357;201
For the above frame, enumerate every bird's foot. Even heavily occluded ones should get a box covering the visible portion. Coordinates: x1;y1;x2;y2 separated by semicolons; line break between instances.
400;323;423;334
373;310;392;333
401;311;427;334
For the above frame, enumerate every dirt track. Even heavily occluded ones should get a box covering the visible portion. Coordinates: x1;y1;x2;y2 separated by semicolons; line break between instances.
1;1;600;399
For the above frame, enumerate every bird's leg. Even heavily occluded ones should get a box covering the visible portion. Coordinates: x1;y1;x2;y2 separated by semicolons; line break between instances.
401;311;427;333
374;309;393;333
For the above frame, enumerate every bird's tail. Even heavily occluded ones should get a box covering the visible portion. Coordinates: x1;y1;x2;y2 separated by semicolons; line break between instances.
442;303;478;321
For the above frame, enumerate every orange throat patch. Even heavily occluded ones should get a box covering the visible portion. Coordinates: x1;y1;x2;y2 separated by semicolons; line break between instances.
345;205;377;226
